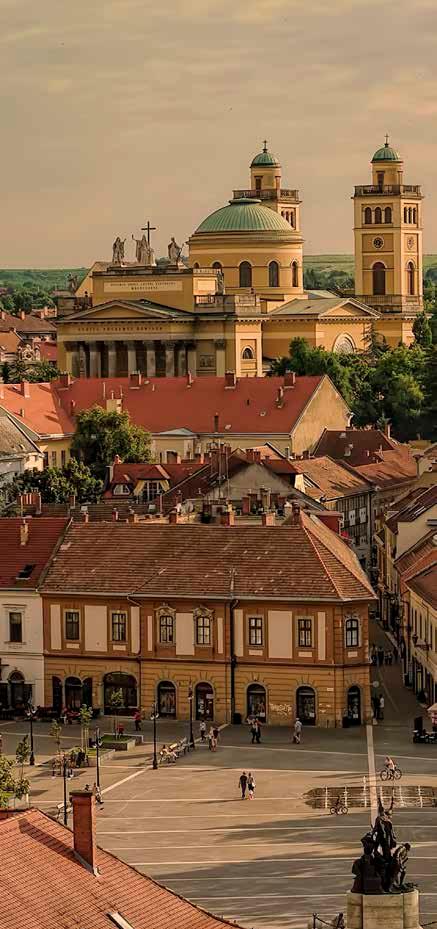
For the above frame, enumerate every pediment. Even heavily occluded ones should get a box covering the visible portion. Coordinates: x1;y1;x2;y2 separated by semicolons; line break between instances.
321;299;379;319
58;299;192;324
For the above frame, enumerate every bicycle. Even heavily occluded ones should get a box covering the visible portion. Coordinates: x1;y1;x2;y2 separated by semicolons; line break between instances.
380;766;402;781
330;796;348;815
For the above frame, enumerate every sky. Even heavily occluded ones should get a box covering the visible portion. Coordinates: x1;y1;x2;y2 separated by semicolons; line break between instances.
0;0;436;267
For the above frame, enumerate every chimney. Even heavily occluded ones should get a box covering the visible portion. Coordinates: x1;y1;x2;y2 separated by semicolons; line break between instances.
214;413;219;433
129;372;142;389
187;371;193;387
220;505;234;526
33;491;42;515
301;449;311;460
127;508;139;524
58;372;72;389
70;790;98;874
70;400;76;416
0;310;5;320
68;493;76;509
169;509;178;524
276;386;284;407
112;508;119;521
383;422;391;439
20;518;29;546
283;371;296;388
261;512;275;526
290;502;302;525
21;381;30;398
225;371;236;389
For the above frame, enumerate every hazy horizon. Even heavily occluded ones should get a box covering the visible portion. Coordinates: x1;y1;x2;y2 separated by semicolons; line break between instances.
1;0;436;267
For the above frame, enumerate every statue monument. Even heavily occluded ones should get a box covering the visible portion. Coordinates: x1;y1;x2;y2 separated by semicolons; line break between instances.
112;236;126;266
132;233;156;266
168;236;185;267
347;799;420;929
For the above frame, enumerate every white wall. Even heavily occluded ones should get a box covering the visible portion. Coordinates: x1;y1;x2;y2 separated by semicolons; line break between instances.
0;590;45;705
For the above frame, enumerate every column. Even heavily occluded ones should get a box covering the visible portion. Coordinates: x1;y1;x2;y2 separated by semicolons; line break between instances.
256;332;263;376
186;341;197;376
64;342;76;375
89;341;100;378
214;339;226;377
126;341;137;375
145;341;156;377
78;342;87;378
107;340;117;377
176;342;187;376
164;341;176;377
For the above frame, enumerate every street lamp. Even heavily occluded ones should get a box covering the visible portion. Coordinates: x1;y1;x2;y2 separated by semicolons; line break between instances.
150;702;159;770
26;706;37;766
61;752;72;825
188;686;195;751
91;727;103;791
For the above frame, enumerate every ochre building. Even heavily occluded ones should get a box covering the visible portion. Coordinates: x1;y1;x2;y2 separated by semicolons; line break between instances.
41;515;374;727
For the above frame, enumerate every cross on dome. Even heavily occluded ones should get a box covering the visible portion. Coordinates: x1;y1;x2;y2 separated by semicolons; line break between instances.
262;139;268;152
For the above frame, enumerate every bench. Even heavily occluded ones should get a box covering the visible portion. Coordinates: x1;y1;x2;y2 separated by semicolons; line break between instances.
55;801;72;820
158;738;189;765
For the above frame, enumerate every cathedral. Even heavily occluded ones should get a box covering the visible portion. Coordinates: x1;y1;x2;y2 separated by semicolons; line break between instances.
56;140;424;378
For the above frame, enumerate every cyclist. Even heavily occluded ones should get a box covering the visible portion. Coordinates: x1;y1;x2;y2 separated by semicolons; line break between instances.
385;756;396;774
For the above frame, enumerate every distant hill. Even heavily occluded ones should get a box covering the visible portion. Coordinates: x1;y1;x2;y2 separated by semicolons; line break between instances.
0;269;88;291
304;254;437;274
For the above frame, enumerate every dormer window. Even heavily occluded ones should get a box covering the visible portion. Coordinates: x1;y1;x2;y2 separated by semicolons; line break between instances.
113;484;131;496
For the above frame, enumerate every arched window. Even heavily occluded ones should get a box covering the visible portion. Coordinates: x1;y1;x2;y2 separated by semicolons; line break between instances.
247;683;267;722
104;672;137;714
364;207;372;225
9;671;29;710
52;676;63;713
374;207;382;224
333;334;356;354
193;262;200;269
291;261;299;288
404;207;408;223
407;261;415;295
268;260;279;287
157;680;176;717
239;261;252;288
242;346;254;360
296;685;316;725
372;262;386;296
345;615;359;647
212;261;222;270
195;682;214;720
384;206;392;224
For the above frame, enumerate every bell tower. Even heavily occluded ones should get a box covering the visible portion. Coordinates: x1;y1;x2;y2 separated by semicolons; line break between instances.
353;138;423;343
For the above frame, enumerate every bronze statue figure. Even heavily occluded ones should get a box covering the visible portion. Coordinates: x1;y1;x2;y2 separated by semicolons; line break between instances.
351;800;415;895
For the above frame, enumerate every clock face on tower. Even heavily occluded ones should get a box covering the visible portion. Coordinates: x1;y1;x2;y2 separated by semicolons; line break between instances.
373;236;384;249
407;236;415;250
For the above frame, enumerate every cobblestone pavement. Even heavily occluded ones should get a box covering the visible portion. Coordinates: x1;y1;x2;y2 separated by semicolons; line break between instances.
2;625;436;928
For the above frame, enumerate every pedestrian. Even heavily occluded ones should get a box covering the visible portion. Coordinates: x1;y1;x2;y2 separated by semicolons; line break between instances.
249;718;257;744
239;770;248;799
378;647;384;666
208;726;214;750
211;734;217;752
93;782;104;806
393;645;399;663
378;694;385;720
248;772;256;799
293;718;302;744
371;695;379;719
199;719;206;742
213;724;219;743
134;710;142;732
254;719;261;744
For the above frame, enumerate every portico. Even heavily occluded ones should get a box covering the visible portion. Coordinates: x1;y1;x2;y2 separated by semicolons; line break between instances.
65;337;192;378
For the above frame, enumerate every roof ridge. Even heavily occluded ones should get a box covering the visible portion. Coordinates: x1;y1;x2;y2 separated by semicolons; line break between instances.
302;514;343;598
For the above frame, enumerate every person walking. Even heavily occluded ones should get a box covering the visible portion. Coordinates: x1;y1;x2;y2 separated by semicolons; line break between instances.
208;726;214;750
378;694;385;720
249;718;257;744
254;719;261;744
199;719;206;742
293;718;302;744
213;724;219;743
134;710;142;732
371;695;379;719
239;771;248;799
248;772;256;800
378;647;384;666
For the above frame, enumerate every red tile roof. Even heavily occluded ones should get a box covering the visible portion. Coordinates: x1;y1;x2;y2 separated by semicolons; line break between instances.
0;310;56;334
314;427;399;465
406;562;437;610
385;485;437;532
42;513;374;601
104;460;208;497
0;517;69;588
0;809;239;929
36;340;58;362
55;374;328;435
0;382;74;438
354;448;417;488
288;456;371;499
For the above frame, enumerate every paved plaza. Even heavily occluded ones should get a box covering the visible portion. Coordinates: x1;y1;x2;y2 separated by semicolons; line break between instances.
2;623;437;929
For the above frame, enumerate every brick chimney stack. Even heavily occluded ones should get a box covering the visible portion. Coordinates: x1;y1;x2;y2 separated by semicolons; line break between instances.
58;372;72;389
70;790;98;874
21;381;30;399
283;371;296;388
20;518;29;546
129;372;142;389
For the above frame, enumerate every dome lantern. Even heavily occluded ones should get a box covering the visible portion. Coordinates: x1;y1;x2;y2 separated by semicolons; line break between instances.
250;140;281;168
371;135;402;163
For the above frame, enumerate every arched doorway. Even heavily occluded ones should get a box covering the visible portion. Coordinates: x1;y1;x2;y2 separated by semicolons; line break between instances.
83;677;93;708
103;672;137;714
372;262;386;296
296;686;316;725
195;682;214;720
9;671;28;711
247;683;267;722
65;676;83;711
52;676;63;713
347;686;361;725
157;680;176;717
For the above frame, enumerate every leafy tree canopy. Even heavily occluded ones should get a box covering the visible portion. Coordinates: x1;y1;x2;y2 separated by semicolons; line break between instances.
71;406;151;479
11;458;102;505
412;312;432;348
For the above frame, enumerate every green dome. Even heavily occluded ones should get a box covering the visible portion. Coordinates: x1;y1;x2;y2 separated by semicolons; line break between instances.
251;148;280;167
372;139;401;162
194;199;292;234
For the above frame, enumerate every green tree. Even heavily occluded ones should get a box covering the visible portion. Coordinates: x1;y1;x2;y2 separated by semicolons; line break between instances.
0;754;30;809
16;736;30;777
412;312;432;348
50;720;62;754
11;458;102;504
422;344;437;440
1;294;15;313
107;688;124;737
71;406;151;479
78;705;93;751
